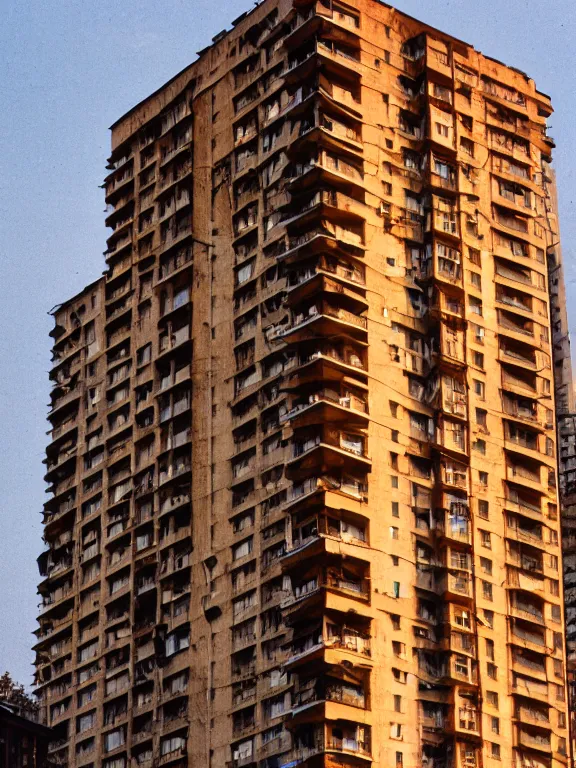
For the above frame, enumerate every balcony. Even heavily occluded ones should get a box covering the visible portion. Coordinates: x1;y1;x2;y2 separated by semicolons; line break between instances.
281;299;367;343
281;386;368;428
506;462;543;490
510;596;545;625
284;474;368;516
285;621;371;670
497;309;535;340
499;342;537;370
436;508;471;545
290;722;371;763
517;726;551;753
286;427;371;482
282;558;370;617
282;219;365;264
286;272;368;315
438;571;472;600
286;343;367;390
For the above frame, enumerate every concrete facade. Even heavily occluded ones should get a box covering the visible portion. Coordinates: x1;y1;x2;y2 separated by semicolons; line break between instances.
34;2;572;767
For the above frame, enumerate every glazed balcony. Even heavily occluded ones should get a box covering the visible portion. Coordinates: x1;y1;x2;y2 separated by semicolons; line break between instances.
286;427;370;482
430;322;466;369
281;385;368;429
441;654;478;686
290;722;371;764
438;571;473;601
281;299;367;343
433;419;467;458
436;508;471;545
437;462;469;493
429;198;460;240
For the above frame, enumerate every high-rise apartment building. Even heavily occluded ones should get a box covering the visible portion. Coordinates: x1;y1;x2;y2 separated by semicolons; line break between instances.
34;1;573;767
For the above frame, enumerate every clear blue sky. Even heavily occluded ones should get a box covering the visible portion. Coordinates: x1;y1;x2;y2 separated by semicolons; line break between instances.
1;0;575;687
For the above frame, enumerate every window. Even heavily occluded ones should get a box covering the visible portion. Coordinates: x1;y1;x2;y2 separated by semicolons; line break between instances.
390;526;399;540
393;581;400;598
475;409;487;428
392;501;399;518
473;439;486;455
436;122;449;137
480;557;492;575
471;323;484;344
486;638;495;661
392;641;405;657
468;247;481;265
104;728;125;753
390;723;402;739
479;471;488;486
78;685;97;708
478;500;489;519
391;614;401;630
482;581;493;601
491;743;501;759
391;476;399;489
550;554;559;570
77;711;96;733
469;271;481;289
486;690;498;708
469;296;482;315
390;401;399;417
136;344;152;366
551;604;561;622
391;555;399;566
480;530;491;549
483;609;494;628
396;752;403;768
394;694;402;712
473;379;485;399
391;430;399;443
460;137;474;156
473;351;484;368
554;658;564;678
487;662;497;680
392;667;406;682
